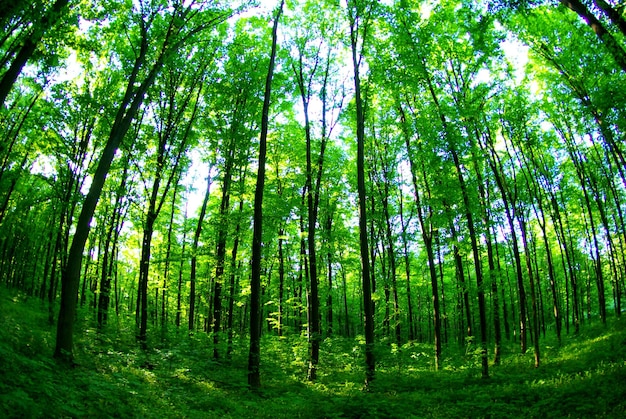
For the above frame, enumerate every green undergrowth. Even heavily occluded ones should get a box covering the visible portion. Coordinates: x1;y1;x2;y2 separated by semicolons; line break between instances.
1;287;625;418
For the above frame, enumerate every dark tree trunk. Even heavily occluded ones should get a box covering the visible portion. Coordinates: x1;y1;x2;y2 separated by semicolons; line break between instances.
399;193;415;341
399;103;442;368
449;146;489;378
98;164;128;329
0;0;70;106
176;214;188;328
213;149;235;358
348;0;376;385
480;126;529;354
53;10;175;362
519;217;541;368
189;173;212;332
227;199;244;358
248;0;283;388
559;0;626;73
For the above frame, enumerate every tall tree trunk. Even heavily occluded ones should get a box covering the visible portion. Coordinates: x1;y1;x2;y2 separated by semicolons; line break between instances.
325;209;334;337
248;0;283;388
518;216;541;368
189;173;212;332
444;208;473;340
161;180;181;331
277;226;285;337
399;193;415;341
378;163;401;344
98;164;128;329
137;204;159;346
212;149;236;358
176;207;189;328
449;146;489;378
473;150;502;365
54;13;173;362
480;126;529;354
399;104;442;369
348;0;376;385
227;198;244;358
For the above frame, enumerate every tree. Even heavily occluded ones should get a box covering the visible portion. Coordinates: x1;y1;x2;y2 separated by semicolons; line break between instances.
248;0;284;389
54;0;232;364
136;56;206;346
347;0;377;386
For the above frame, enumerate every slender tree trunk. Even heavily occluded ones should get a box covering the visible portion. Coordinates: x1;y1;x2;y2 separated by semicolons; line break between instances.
380;168;401;344
446;214;472;340
342;264;350;337
348;0;376;385
399;104;441;368
399;193;415;341
227;198;244;358
519;216;541;368
53;14;173;362
97;166;127;329
480;126;529;353
213;150;235;358
277;227;285;337
474;153;502;365
176;211;188;328
189;173;212;332
161;180;180;331
248;0;283;388
449;146;489;378
435;236;449;345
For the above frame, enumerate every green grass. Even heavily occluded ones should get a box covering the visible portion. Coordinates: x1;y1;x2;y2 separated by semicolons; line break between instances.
1;287;625;418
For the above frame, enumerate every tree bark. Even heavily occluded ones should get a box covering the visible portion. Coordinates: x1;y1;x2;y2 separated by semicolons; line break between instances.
559;0;626;73
248;0;283;388
0;0;70;106
189;172;212;332
348;0;376;385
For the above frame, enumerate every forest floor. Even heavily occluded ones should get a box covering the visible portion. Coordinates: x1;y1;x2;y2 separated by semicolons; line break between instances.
1;287;625;418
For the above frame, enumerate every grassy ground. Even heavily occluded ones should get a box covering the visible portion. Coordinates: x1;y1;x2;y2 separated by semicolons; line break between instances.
1;287;625;418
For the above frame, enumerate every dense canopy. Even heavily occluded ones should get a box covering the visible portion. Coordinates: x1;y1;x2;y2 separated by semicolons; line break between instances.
1;0;625;412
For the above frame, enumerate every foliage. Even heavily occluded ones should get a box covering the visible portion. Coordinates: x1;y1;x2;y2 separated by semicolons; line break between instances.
1;0;626;409
1;286;625;418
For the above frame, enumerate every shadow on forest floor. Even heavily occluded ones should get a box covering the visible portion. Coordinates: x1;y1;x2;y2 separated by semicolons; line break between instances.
1;287;625;418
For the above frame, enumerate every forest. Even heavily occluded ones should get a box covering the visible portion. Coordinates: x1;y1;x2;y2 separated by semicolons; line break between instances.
1;0;626;417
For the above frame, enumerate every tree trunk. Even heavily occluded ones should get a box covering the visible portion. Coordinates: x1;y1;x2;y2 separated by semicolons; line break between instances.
518;216;541;368
480;126;529;354
399;193;415;341
399;103;442;368
248;0;283;388
189;173;212;332
176;210;189;328
227;198;244;358
212;150;235;358
559;0;626;73
449;146;489;378
0;0;70;106
98;164;128;329
348;0;376;385
53;12;174;362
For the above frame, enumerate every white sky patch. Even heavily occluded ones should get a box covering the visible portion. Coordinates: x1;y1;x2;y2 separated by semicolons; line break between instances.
501;36;529;85
181;148;219;217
